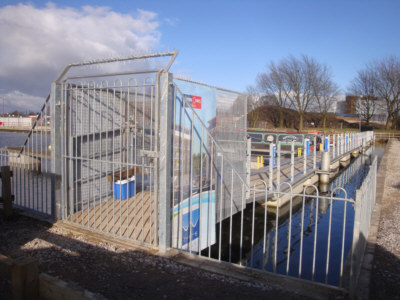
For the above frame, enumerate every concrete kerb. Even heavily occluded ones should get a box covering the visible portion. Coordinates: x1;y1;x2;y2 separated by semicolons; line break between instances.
355;139;391;300
171;251;347;300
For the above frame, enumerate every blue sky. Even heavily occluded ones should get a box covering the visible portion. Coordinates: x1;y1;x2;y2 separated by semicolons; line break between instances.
1;0;399;111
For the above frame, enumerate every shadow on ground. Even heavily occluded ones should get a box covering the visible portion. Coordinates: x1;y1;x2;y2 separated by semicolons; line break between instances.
369;244;400;299
0;209;311;300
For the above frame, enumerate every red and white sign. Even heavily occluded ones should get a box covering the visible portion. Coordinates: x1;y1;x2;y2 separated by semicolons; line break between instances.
192;96;202;109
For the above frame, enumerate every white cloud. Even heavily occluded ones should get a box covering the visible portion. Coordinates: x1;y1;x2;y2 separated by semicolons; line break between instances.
1;90;45;113
164;17;179;26
0;3;161;111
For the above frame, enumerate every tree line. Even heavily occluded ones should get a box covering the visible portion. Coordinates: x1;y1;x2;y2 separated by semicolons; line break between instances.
248;55;400;131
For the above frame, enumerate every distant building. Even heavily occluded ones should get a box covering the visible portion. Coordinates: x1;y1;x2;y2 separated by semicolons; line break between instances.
345;95;387;123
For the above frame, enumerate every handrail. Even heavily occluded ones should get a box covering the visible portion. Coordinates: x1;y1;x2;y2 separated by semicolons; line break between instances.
18;93;51;157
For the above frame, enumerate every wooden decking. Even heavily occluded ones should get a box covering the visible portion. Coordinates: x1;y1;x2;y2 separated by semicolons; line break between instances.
68;190;155;245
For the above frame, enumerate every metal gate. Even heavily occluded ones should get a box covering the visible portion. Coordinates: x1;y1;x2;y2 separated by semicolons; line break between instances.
55;52;178;246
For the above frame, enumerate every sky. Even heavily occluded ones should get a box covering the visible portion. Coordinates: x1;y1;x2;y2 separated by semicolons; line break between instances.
0;0;399;113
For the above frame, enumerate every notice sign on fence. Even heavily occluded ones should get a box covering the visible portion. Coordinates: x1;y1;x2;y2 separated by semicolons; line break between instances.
192;95;202;109
183;94;202;109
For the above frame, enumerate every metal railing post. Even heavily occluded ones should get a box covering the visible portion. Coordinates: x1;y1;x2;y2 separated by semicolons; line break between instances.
313;136;316;170
50;82;63;221
269;143;274;191
290;141;294;182
277;142;281;189
246;137;251;199
158;72;173;252
303;139;307;174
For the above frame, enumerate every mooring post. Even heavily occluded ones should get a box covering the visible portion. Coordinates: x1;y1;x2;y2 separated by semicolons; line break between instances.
332;134;336;160
320;152;330;185
0;165;13;218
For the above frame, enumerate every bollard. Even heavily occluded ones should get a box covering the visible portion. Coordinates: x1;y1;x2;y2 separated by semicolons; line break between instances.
298;147;302;157
257;156;260;169
261;155;264;167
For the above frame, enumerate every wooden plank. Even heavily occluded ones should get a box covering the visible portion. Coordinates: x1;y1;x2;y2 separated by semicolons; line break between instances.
67;190;155;245
0;253;13;279
1;165;13;218
39;273;106;300
11;256;38;300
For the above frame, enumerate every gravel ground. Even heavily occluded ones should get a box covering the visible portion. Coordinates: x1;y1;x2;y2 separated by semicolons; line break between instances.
369;139;400;299
0;211;311;300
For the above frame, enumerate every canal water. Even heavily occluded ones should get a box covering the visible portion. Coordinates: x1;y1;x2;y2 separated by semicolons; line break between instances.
202;143;385;286
252;144;383;285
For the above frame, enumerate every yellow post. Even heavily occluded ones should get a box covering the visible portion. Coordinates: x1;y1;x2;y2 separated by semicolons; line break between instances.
257;156;260;169
298;147;302;157
320;143;323;151
261;156;264;167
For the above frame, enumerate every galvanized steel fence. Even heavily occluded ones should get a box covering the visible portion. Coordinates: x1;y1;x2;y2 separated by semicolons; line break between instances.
0;95;52;218
0;51;378;293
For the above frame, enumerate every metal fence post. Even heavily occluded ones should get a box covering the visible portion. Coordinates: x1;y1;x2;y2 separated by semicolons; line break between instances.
269;143;273;190
246;137;251;199
51;82;63;221
291;141;294;182
313;136;316;170
277;142;281;189
303;139;307;174
158;72;173;252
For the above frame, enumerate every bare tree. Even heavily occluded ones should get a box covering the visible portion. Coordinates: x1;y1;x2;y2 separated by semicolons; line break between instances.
348;69;378;125
257;55;337;131
372;56;400;129
312;65;340;129
246;85;262;128
257;62;288;128
279;55;323;131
